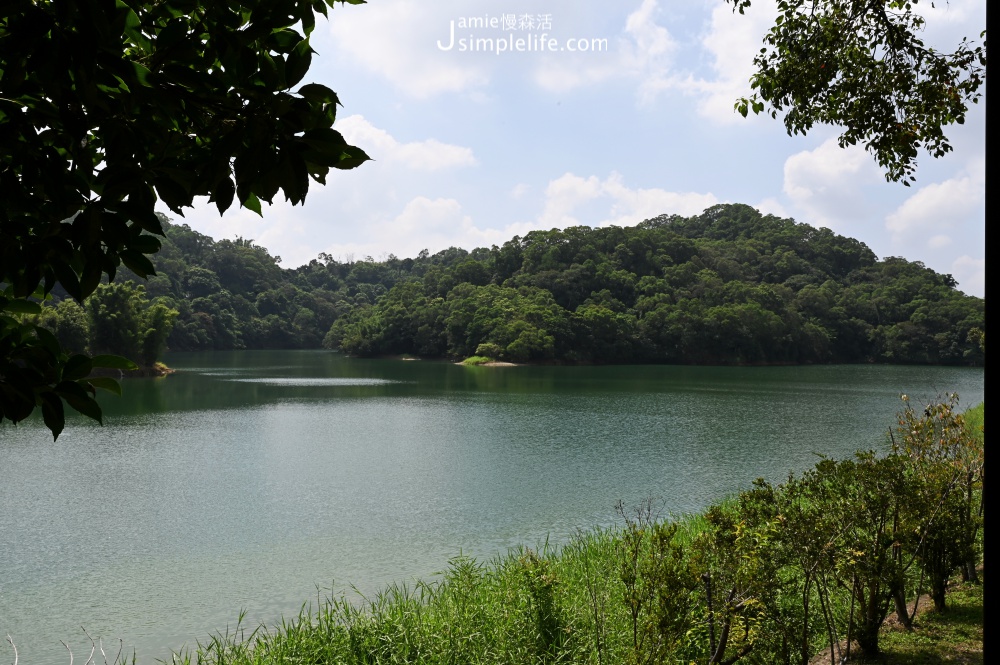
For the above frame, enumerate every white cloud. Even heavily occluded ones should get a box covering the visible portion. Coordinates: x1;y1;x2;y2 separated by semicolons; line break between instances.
532;0;677;103
176;117;479;266
950;255;985;296
336;115;477;170
754;197;788;219
391;197;469;235
327;2;489;97
312;171;718;263
538;173;604;226
318;197;518;260
928;235;953;249
539;171;718;228
669;0;777;123
884;164;985;248
782;138;882;231
510;183;531;199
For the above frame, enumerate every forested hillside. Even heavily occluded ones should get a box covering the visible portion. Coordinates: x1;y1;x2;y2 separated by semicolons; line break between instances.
35;204;985;366
326;205;984;365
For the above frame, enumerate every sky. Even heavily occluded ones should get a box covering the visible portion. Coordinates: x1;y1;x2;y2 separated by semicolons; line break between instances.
172;0;986;297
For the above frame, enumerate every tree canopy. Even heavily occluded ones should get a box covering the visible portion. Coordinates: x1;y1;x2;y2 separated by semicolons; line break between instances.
320;205;984;365
53;205;979;368
1;0;368;436
730;0;986;184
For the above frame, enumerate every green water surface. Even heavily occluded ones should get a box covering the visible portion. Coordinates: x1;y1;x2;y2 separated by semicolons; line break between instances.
0;351;984;664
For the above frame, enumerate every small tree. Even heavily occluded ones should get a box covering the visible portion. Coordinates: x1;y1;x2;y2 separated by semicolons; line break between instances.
86;282;178;367
892;394;984;609
799;453;908;659
685;502;778;665
616;499;699;665
35;300;92;355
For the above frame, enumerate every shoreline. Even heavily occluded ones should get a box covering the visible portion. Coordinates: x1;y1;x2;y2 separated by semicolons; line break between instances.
90;363;175;378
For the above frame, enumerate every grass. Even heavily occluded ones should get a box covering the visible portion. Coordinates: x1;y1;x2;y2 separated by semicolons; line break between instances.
878;575;983;664
170;531;629;665
964;402;984;442
460;355;495;366
171;528;983;665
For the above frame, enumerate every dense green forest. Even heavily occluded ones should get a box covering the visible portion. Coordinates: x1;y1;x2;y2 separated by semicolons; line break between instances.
34;204;984;366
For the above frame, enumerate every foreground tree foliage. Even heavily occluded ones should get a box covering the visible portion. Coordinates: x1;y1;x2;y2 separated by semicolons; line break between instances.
729;0;986;183
0;0;369;436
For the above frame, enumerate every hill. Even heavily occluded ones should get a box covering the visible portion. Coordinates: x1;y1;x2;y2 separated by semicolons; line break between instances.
36;204;984;366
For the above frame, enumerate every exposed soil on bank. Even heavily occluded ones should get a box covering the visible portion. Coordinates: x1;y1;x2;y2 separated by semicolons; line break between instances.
808;570;984;664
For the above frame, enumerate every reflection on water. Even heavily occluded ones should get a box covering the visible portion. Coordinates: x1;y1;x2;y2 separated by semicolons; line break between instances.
0;351;984;665
229;377;406;386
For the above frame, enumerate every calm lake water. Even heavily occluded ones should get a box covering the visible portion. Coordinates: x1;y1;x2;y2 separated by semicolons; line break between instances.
0;351;984;664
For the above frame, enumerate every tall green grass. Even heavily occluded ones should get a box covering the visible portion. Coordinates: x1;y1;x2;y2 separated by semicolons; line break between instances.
170;528;639;665
964;402;984;441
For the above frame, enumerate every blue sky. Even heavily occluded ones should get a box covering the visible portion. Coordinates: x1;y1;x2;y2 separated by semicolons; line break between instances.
175;0;986;297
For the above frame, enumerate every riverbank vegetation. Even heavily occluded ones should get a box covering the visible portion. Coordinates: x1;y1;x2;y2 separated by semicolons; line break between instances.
167;397;982;665
30;281;178;371
31;204;984;367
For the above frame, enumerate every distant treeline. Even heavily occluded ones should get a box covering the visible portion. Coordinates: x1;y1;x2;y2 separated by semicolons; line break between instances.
35;204;985;365
326;205;983;364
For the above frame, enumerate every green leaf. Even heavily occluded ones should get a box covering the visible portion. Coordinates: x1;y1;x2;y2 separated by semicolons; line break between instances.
121;249;157;278
132;61;153;86
334;145;371;170
79;260;103;299
119;4;150;52
154;173;192;212
64;355;94;381
285;39;313;88
243;192;263;216
52;262;83;302
40;392;66;440
1;299;42;314
86;376;123;396
298;83;340;105
131;235;162;253
34;325;61;355
155;17;189;50
212;177;236;215
91;355;139;371
63;393;104;423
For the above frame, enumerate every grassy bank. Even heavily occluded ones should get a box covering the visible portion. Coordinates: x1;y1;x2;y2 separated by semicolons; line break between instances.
459;355;495;366
174;527;983;665
171;400;982;665
877;574;983;664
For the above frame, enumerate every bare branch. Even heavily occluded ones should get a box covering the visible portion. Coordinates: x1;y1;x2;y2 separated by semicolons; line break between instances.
81;628;96;665
6;635;17;665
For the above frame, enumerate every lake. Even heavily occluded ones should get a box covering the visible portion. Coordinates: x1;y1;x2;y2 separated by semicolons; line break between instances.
0;351;985;664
